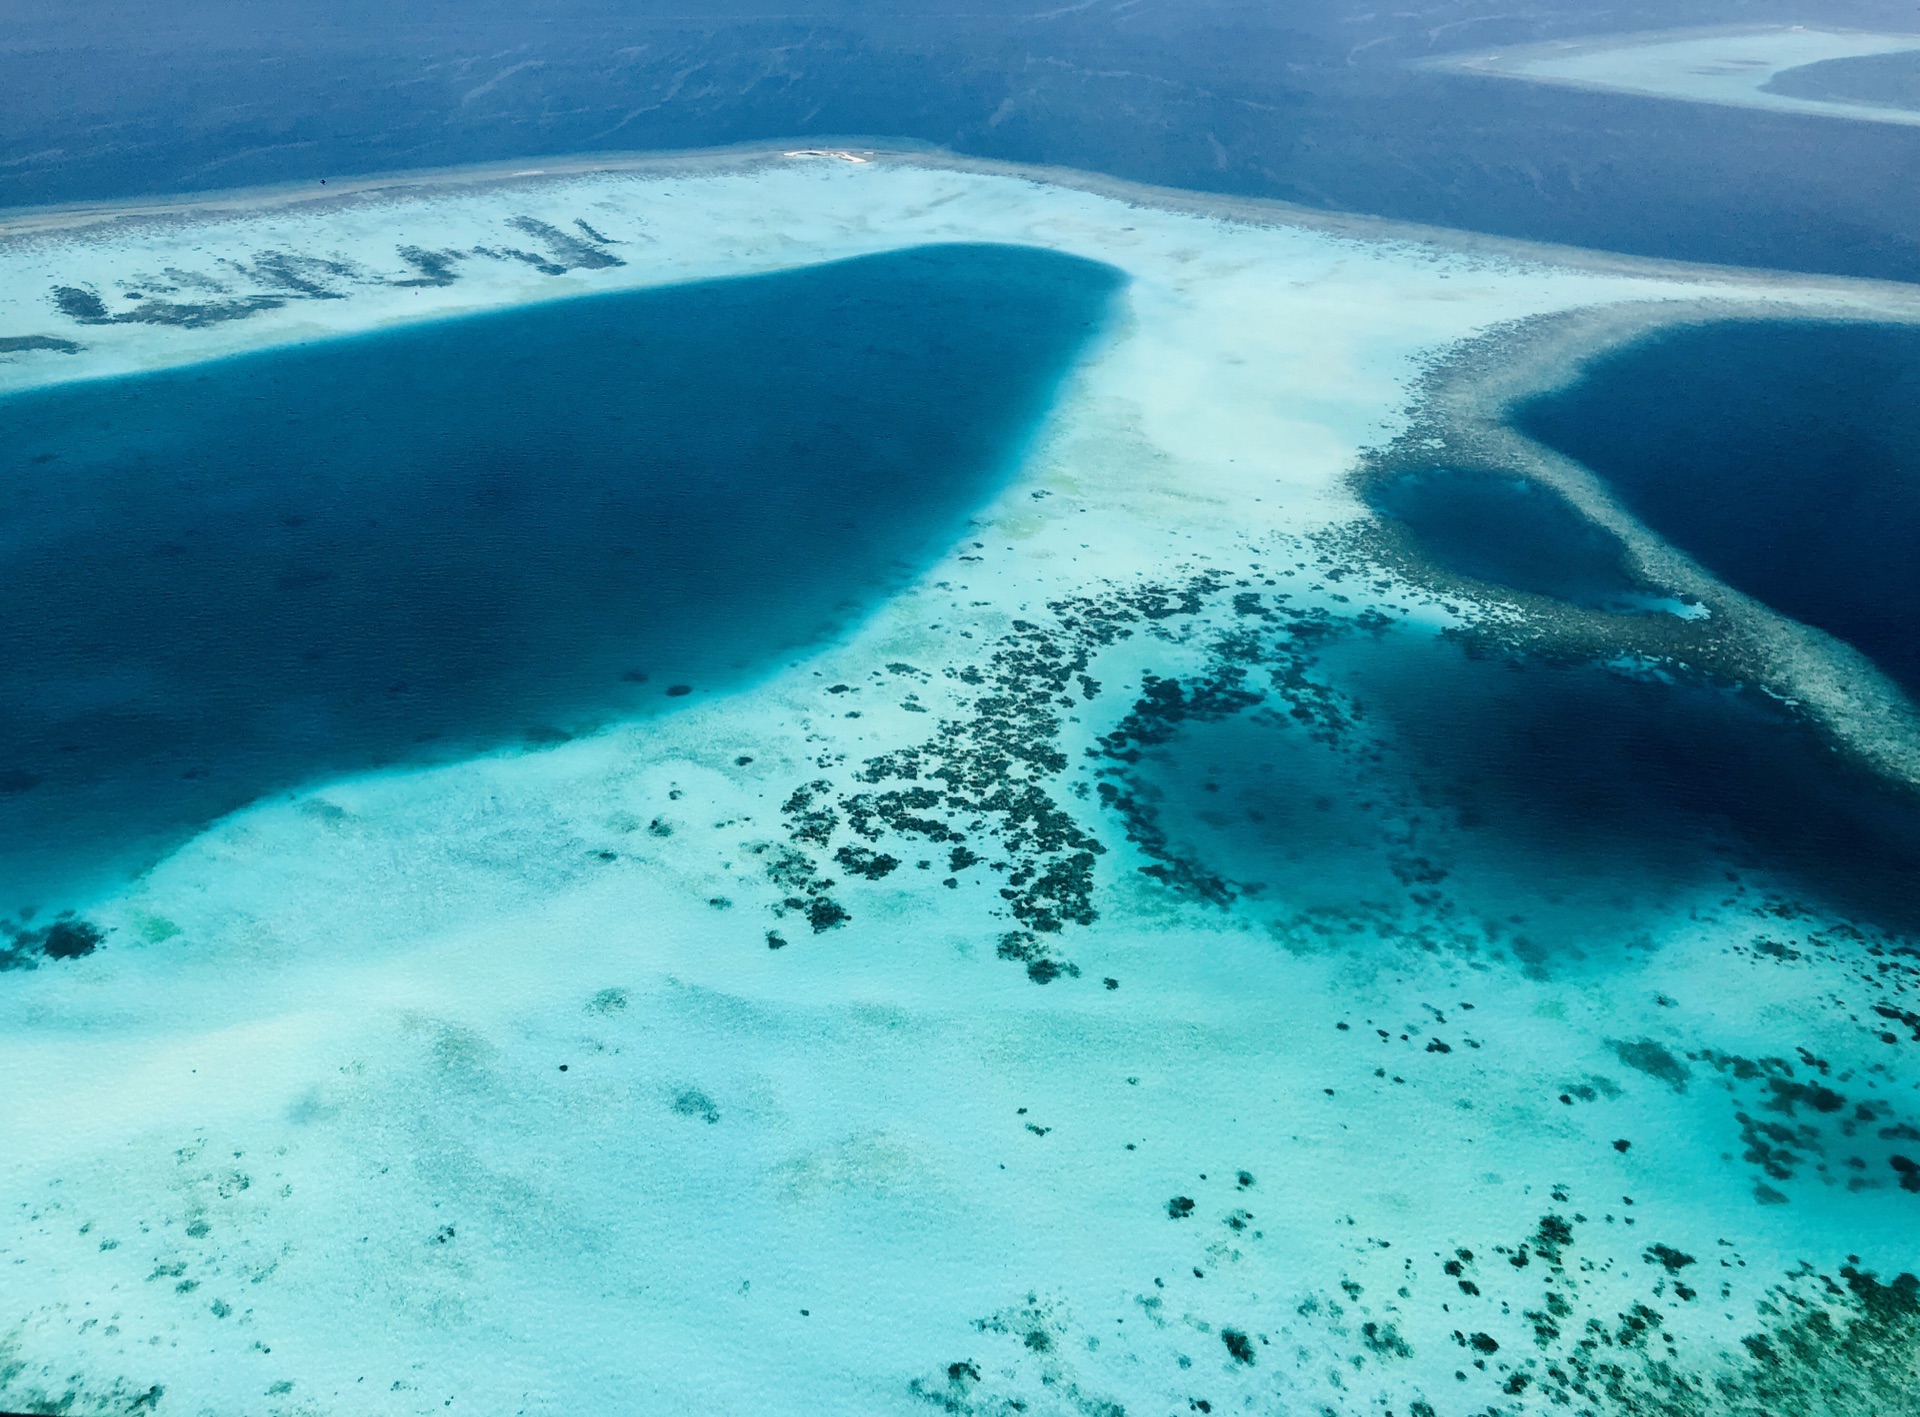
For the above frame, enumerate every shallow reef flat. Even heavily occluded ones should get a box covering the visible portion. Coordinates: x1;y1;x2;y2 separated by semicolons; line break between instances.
1423;26;1920;127
4;151;1920;1416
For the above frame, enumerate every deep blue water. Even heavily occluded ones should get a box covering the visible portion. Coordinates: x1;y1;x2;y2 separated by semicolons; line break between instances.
1514;320;1920;697
1130;628;1920;965
9;2;1920;285
1365;466;1661;613
0;242;1120;915
1766;50;1920;110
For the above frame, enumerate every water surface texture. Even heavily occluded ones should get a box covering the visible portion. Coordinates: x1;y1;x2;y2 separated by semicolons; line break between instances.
0;241;1121;912
1513;319;1920;695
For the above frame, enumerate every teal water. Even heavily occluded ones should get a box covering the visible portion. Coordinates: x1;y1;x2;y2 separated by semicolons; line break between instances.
0;242;1122;918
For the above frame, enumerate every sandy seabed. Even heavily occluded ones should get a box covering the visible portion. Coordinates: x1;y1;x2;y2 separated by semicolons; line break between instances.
4;149;1920;1416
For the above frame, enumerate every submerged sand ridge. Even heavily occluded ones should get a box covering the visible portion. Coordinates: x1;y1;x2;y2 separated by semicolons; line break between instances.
3;152;1920;1416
